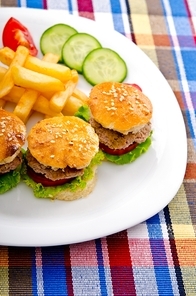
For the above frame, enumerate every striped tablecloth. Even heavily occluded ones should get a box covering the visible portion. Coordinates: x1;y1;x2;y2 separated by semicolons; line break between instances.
0;0;195;295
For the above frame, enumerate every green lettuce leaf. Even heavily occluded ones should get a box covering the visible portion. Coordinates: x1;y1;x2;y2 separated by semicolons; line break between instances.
0;165;22;194
74;105;90;122
103;135;152;165
21;150;104;199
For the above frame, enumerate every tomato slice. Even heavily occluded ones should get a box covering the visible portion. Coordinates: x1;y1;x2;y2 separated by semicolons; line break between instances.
27;166;73;187
99;142;138;156
124;83;142;92
2;17;38;56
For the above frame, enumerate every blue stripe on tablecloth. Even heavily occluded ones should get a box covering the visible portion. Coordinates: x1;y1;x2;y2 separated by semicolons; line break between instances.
110;0;125;34
41;246;67;295
17;0;23;6
146;214;174;295
17;0;43;8
26;0;43;8
68;0;73;13
167;0;189;16
95;239;108;296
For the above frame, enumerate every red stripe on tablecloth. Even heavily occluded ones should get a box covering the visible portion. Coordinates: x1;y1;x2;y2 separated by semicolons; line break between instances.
184;0;196;43
43;0;47;9
77;0;95;20
107;231;136;295
64;245;74;295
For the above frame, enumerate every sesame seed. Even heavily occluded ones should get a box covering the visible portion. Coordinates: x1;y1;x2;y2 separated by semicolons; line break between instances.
102;91;111;95
50;155;55;158
50;140;55;143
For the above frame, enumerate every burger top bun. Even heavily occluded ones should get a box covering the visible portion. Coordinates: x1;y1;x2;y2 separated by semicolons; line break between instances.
88;82;153;135
27;116;99;169
0;108;26;165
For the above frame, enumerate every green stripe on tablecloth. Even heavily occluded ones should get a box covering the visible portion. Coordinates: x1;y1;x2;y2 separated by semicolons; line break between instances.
0;247;9;294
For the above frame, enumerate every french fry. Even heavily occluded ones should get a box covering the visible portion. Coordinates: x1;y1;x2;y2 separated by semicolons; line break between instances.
62;96;85;116
3;91;62;118
72;88;89;103
0;47;74;83
0;46;84;122
32;95;63;117
11;65;65;93
0;66;7;79
0;46;29;98
6;85;26;100
41;53;60;63
0;47;15;66
24;57;73;83
13;90;39;123
49;80;77;113
71;69;79;83
41;91;55;100
13;53;61;123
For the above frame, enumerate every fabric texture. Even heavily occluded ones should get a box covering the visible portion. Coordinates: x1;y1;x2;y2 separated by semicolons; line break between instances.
0;0;196;295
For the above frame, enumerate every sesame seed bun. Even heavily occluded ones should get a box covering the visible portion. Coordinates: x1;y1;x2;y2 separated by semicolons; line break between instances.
27;116;99;169
88;82;153;135
0;108;26;165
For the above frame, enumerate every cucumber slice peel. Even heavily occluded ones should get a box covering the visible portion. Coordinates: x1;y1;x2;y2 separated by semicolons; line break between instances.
62;33;102;73
82;48;127;85
40;23;78;62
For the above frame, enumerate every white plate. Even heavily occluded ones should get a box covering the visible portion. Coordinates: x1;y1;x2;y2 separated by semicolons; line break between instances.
0;8;187;247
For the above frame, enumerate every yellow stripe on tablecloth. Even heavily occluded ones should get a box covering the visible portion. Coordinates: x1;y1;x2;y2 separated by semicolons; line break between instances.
128;0;158;67
181;266;196;295
168;185;193;225
128;0;148;14
0;246;9;293
168;184;196;294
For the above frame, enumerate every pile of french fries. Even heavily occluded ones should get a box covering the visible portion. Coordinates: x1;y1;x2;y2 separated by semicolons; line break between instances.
0;45;89;123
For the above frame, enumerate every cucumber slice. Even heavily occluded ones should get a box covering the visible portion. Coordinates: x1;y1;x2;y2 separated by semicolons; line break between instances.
62;33;101;73
82;48;127;85
40;24;78;62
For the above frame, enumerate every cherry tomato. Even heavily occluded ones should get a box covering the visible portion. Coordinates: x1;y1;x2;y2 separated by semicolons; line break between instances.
27;166;73;187
99;142;138;156
124;83;142;92
2;17;38;56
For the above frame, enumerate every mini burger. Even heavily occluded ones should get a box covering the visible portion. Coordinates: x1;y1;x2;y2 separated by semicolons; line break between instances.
88;82;153;165
0;108;26;194
22;116;103;200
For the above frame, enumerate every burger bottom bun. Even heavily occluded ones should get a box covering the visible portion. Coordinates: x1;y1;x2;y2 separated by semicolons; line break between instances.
53;167;97;201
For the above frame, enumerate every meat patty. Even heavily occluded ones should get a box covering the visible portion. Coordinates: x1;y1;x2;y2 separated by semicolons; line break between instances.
26;149;84;181
90;118;152;150
0;152;23;174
